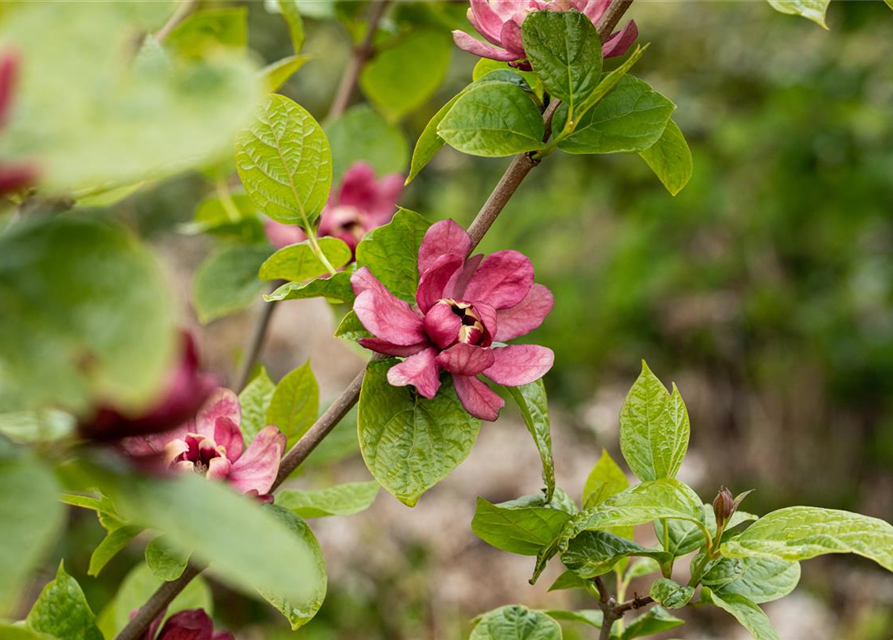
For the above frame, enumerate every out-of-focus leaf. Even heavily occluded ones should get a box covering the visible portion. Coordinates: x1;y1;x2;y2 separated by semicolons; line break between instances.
0;410;75;444
767;0;830;28
145;535;190;582
88;526;143;577
277;481;380;518
166;8;248;59
275;0;305;53
326;105;409;183
262;55;310;92
193;243;270;324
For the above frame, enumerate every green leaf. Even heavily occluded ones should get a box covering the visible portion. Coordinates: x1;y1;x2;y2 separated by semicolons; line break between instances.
266;361;320;447
261;55;310;93
0;454;64;613
649;578;694;609
0;4;260;193
277;481;380;518
259;506;327;630
655;504;756;557
193;243;270;324
276;0;305;53
360;29;452;122
886;0;893;10
471;605;562;640
556;76;675;155
165;8;247;59
60;492;123;533
561;530;670;579
0;410;75;445
507;380;555;501
702;557;800;604
355;208;431;303
184;192;264;243
0;626;53;640
326;105;409;183
472;497;572;556
238;367;276;443
265;271;355;304
540;609;602;629
259;238;352;282
574;45;647;118
767;0;830;28
0;216;175;415
521;10;602;116
88;525;142;577
619;361;690;483
26;563;102;640
582;449;629;508
621;606;684;640
438;83;545;157
334;310;372;342
720;506;893;572
547;570;594;593
358;359;481;506
639;120;692;196
145;536;190;582
625;557;662;580
701;588;780;640
235;94;333;226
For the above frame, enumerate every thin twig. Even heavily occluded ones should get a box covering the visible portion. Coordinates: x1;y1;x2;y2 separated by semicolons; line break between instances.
614;594;654;615
235;282;281;391
597;0;635;38
155;0;199;43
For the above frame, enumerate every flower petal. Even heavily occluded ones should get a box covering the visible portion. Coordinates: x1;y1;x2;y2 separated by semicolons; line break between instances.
602;21;638;58
358;338;430;357
228;426;286;495
351;267;426;346
367;174;404;223
444;253;483;299
494;283;554;342
207;456;232;481
483;345;554;387
211;416;243;462
499;20;525;57
572;0;610;22
195;388;240;440
463;250;534;310
156;609;214;640
418;219;472;275
452;30;519;61
453;375;504;422
386;348;442;399
472;301;498;347
336;161;378;209
468;1;505;44
423;302;462;349
436;343;496;376
417;253;464;313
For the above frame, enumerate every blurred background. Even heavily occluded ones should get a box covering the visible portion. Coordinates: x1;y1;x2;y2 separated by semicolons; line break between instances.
51;1;893;638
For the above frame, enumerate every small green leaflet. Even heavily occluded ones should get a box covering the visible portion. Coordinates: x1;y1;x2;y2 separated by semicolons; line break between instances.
472;497;572;556
582;449;629;508
277;481;380;518
261;55;310;93
767;0;830;28
649;578;694;609
275;0;305;53
89;525;143;577
259;238;352;282
702;557;800;604
266;361;320;448
639;120;693;196
355;208;431;303
621;606;684;640
471;605;562;640
193;243;270;324
26;563;103;640
334;310;372;342
573;45;647;121
619;361;690;483
701;588;780;640
145;536;191;582
548;569;594;593
238;367;276;443
507;380;555;501
265;271;355;304
560;530;670;579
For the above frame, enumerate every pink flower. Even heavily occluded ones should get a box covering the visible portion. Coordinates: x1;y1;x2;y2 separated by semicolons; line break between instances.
121;388;286;498
452;0;638;68
351;219;555;421
0;52;36;195
80;332;218;442
136;608;233;640
265;161;404;253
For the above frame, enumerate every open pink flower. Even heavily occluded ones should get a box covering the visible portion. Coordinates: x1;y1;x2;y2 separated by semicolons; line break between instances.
137;608;233;640
351;219;555;421
121;388;286;498
453;0;638;68
265;161;404;253
0;52;36;195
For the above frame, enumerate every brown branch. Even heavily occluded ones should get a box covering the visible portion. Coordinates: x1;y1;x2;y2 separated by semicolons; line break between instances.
113;566;202;640
614;594;654;615
597;0;635;39
235;282;281;391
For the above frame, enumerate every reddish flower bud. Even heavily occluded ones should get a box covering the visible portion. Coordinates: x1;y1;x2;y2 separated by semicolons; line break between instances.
713;486;735;525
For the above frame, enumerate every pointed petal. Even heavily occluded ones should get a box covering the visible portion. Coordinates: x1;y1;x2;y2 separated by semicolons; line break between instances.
444;253;483;299
572;0;610;22
351;267;426;345
418;219;472;274
228;426;286;495
494;284;554;342
207;456;232;481
156;609;214;640
196;389;240;439
212;416;243;462
417;253;464;313
472;301;498;347
602;21;638;58
463;250;534;310
358;338;430;357
468;1;505;44
386;348;442;399
336;162;378;209
483;345;554;386
453;375;504;421
499;20;525;57
452;30;519;61
436;343;496;376
423;302;462;349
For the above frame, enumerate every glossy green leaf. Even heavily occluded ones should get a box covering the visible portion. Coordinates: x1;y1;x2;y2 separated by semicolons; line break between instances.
261;55;310;93
265;272;355;304
573;45;647;118
472;497;572;556
438;83;545;157
267;361;319;447
0;217;175;415
358;359;481;506
193;243;270;324
619;361;690;483
557;76;675;155
0;454;64;612
145;536;190;582
639;120;692;196
88;525;142;577
507;380;555;501
235;94;332;226
547;570;594;593
720;506;893;572
521;10;602;116
701;588;780;640
326;105;409;182
702;557;800;604
165;8;247;59
334;310;372;342
276;0;305;53
355;208;431;303
767;0;830;28
625;557;662;580
471;605;562;640
561;530;670;579
649;578;694;609
238;367;276;443
26;563;102;640
621;606;684;640
259;506;327;630
360;29;452;122
540;609;602;629
277;481;380;518
582;449;629;508
259;238;352;282
655;504;756;557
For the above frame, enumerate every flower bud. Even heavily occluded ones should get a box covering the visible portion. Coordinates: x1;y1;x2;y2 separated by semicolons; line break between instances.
713;487;735;526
